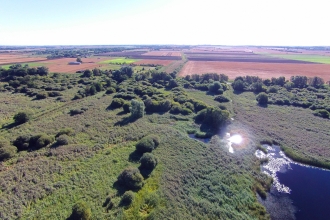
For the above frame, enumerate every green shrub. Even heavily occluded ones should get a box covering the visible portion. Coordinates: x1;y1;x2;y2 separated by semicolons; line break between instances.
13;111;32;124
36;92;48;99
218;104;227;110
30;134;54;149
267;86;278;93
181;108;193;115
256;92;268;105
117;167;144;190
121;191;135;206
13;135;31;151
48;91;62;97
136;135;160;153
110;98;125;108
214;95;230;103
123;102;131;113
232;79;244;91
56;127;74;138
73;94;83;100
183;102;194;111
0;140;16;161
130;99;145;119
170;102;183;114
195;107;230;129
208;81;223;94
56;135;70;145
106;87;116;94
313;109;329;118
71;201;92;220
70;109;84;115
193;100;208;112
140;153;158;170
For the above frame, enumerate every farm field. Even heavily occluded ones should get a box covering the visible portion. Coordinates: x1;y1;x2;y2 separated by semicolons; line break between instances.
0;53;47;65
141;51;181;57
133;59;174;66
263;54;330;64
36;57;109;73
99;57;138;64
179;61;330;81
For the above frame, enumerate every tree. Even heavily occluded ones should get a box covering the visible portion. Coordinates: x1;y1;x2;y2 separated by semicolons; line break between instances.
140;153;158;170
232;79;244;91
136;135;160;153
209;81;223;94
13;111;32;124
76;57;82;63
117;167;144;190
71;201;91;220
195;107;230;129
121;191;135;206
36;66;49;76
13;135;31;151
130;99;145;119
256;92;268;105
83;69;92;78
291;76;308;88
308;76;324;88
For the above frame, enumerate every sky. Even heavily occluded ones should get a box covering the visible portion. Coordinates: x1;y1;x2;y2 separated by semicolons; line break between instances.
0;0;329;46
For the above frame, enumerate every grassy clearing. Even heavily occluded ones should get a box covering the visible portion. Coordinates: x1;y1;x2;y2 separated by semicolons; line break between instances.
99;57;139;65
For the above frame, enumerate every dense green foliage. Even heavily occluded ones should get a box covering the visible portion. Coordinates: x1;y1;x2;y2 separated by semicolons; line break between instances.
135;135;160;153
120;191;135;206
256;92;268;104
13;111;32;124
1;56;329;220
140;153;158;170
117;167;144;190
230;75;330;118
70;201;92;220
130;99;145;119
0;140;16;161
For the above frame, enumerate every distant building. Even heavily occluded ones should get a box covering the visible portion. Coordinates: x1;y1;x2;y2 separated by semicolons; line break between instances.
68;62;81;65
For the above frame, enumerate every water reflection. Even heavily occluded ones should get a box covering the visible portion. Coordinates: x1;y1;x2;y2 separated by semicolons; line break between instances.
256;145;330;220
225;133;243;153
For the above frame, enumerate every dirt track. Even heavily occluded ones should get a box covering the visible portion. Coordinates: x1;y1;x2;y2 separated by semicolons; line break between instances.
179;61;330;81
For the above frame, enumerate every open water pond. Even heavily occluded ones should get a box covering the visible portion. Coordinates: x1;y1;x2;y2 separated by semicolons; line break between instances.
188;134;210;143
256;146;330;220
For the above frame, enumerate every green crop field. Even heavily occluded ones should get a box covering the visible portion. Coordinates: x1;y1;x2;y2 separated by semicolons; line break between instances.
99;57;139;64
0;62;46;69
263;54;330;64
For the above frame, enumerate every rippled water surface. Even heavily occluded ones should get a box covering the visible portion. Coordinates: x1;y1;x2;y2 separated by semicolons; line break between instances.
256;146;330;220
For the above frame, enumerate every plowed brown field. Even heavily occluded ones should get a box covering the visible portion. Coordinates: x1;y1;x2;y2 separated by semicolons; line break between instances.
134;59;173;66
179;61;330;81
0;53;47;65
142;51;181;57
37;58;109;73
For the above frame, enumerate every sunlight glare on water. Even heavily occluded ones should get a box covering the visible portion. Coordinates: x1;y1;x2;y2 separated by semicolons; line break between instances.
229;134;242;144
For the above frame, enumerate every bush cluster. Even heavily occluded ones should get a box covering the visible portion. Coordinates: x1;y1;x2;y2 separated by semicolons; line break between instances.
135;135;160;153
13;133;54;151
117;167;144;190
140;153;158;170
0;140;16;161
